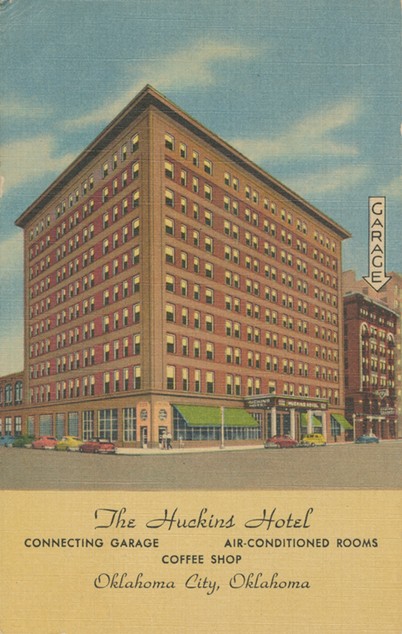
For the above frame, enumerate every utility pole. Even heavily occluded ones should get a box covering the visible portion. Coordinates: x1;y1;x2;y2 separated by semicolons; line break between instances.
220;406;225;449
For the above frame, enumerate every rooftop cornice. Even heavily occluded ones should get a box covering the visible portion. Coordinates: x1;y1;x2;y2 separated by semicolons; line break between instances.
16;84;351;240
343;292;399;318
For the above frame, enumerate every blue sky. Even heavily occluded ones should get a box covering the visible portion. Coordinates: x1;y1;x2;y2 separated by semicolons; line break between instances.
0;0;401;374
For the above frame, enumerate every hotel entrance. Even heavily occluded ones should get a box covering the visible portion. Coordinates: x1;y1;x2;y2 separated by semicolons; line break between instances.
245;394;329;441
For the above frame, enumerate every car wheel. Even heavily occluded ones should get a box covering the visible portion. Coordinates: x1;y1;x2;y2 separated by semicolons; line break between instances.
310;443;315;447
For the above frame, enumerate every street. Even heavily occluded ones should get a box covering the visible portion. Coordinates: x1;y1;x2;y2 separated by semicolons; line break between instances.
1;441;401;490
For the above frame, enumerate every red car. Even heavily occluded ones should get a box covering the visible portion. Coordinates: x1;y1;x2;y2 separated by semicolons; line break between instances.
31;436;58;450
79;438;116;454
264;434;299;449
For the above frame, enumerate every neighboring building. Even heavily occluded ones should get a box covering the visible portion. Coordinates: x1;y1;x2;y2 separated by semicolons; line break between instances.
343;292;398;439
0;371;24;437
10;85;352;447
343;270;402;437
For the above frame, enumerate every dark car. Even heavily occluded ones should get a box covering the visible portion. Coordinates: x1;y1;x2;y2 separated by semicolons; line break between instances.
79;438;116;454
355;434;379;444
0;434;15;447
264;434;299;449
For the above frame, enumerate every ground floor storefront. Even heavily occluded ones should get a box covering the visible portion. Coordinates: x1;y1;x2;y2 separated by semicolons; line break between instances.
245;394;353;443
0;392;354;447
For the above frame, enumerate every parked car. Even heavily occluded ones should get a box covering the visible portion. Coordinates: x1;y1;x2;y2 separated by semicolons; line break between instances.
0;434;15;447
264;434;299;449
55;436;83;451
355;434;379;444
31;436;58;450
12;435;34;448
79;438;116;454
300;433;326;447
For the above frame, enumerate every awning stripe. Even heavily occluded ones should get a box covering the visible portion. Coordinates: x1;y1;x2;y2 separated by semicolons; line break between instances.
174;405;259;427
300;413;323;428
331;414;353;430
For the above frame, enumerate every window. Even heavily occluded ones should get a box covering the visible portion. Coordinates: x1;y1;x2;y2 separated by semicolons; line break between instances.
132;133;139;152
206;288;214;304
167;366;175;390
165;246;175;264
165;133;174;150
167;334;175;353
204;184;212;200
165;160;174;179
166;303;175;322
165;189;174;207
133;366;141;389
132;275;140;293
132;190;140;208
204;159;212;175
103;372;110;394
166;274;175;292
205;236;213;253
206;371;214;393
132;161;139;180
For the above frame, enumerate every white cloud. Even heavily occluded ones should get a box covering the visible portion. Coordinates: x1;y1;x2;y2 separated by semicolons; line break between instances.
381;172;402;202
0;97;51;120
0;329;23;376
231;98;362;161
65;39;260;129
0;234;24;376
0;233;23;274
287;165;370;196
0;135;76;195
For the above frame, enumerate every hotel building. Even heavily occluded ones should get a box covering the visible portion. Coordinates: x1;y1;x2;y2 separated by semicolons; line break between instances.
4;85;352;446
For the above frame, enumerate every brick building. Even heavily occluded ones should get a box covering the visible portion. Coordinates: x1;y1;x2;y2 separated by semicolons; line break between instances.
343;292;398;439
0;372;24;437
7;85;352;446
343;270;402;436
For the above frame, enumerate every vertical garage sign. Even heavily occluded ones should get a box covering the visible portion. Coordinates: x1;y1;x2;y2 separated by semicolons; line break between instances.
363;196;391;292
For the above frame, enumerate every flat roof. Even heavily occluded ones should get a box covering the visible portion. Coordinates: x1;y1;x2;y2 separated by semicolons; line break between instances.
16;84;351;240
343;292;399;318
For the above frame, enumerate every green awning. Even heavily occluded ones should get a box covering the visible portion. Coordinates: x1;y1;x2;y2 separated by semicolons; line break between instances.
174;405;259;427
300;413;323;428
331;414;353;430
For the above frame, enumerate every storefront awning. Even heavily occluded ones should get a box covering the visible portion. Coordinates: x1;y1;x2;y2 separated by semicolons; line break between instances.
300;413;323;428
331;414;353;430
174;405;259;427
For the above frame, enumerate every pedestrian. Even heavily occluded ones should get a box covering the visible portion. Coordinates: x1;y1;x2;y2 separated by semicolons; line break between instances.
161;432;167;450
166;432;172;450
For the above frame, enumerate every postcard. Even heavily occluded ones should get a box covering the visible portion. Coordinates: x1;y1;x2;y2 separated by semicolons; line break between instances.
0;1;401;632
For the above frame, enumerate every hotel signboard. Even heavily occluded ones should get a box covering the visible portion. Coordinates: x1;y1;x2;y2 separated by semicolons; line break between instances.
246;395;328;410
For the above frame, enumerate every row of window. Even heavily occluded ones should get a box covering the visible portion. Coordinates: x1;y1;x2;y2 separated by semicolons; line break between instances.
29;181;139;266
0;382;23;407
29;131;140;243
29;304;141;359
30;261;141;319
164;302;339;346
164;133;337;252
0;416;22;434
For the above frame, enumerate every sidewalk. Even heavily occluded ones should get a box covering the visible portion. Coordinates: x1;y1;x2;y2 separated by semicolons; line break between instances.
116;444;264;455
